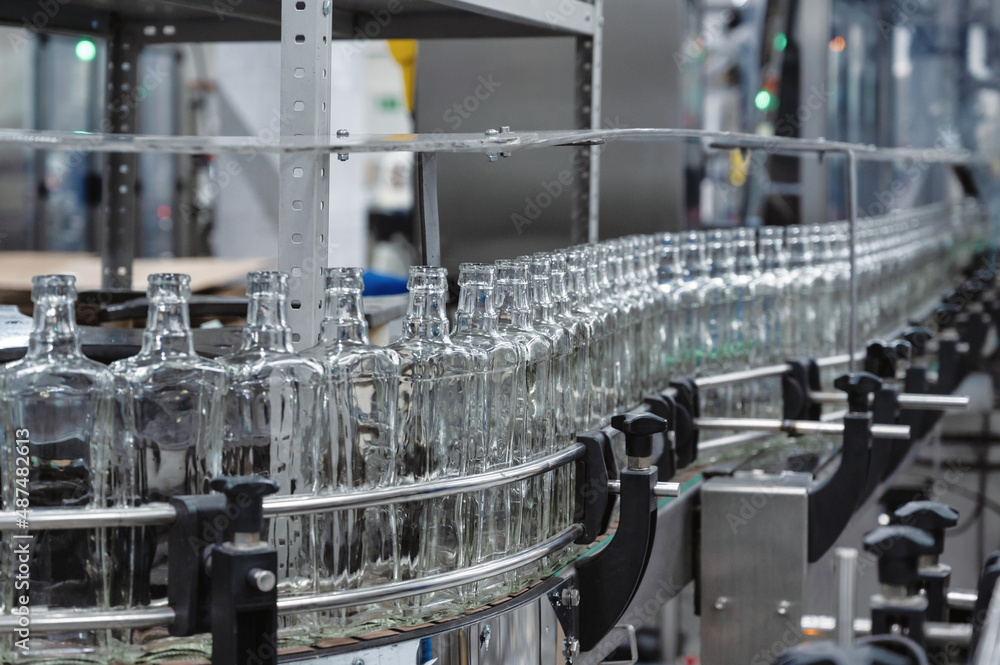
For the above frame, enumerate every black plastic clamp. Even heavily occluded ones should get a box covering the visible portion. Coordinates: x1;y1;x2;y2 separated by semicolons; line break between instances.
644;392;677;481
574;429;619;545
575;413;663;653
668;377;700;467
783;358;822;423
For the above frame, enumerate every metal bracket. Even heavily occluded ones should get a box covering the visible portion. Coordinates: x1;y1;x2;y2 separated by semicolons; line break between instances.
644;393;677;481
167;494;227;636
861;387;901;507
807;414;872;563
668;377;700;467
575;465;657;653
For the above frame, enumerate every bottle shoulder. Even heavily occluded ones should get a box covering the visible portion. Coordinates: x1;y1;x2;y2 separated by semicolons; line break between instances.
111;352;228;384
222;349;325;384
2;355;116;396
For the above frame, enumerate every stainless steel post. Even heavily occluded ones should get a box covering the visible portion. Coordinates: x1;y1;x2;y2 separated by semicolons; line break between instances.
847;149;858;372
834;548;857;647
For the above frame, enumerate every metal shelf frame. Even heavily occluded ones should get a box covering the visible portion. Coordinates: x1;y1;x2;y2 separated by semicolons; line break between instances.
0;0;603;348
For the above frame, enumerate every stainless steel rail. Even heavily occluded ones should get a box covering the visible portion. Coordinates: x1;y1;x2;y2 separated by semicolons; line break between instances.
697;410;850;454
278;524;583;614
0;525;584;632
607;480;680;497
808;392;970;410
0;444;586;530
693;417;911;440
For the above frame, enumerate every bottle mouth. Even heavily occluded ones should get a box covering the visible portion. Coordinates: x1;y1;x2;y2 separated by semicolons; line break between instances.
148;273;191;301
324;266;365;291
247;270;289;297
31;274;77;303
407;265;448;291
457;262;495;286
495;259;529;283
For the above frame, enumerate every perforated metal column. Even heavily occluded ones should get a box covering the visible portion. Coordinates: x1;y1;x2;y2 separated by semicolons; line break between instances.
571;0;602;244
101;22;140;290
280;0;332;349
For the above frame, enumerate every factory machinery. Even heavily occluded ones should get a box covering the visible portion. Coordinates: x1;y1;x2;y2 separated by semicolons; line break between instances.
1;194;999;665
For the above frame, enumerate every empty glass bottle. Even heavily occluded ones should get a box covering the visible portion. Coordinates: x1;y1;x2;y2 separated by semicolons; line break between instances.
1;275;118;663
567;247;606;430
672;231;709;376
584;245;616;424
304;267;400;634
111;273;227;608
605;241;636;410
699;230;736;415
656;233;682;385
753;228;791;417
390;266;473;620
220;271;323;641
449;263;519;605
785;226;821;359
729;230;759;416
495;259;552;586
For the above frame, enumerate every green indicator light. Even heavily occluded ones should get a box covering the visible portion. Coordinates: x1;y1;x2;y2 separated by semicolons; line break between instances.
774;33;787;51
754;90;771;111
75;39;97;62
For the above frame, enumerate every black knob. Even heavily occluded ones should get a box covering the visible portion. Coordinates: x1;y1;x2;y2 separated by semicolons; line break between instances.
933;304;961;329
210;476;280;537
611;412;667;460
891;501;959;557
900;326;932;358
890;339;912;364
833;372;883;412
965;279;985;302
864;341;899;379
863;525;936;588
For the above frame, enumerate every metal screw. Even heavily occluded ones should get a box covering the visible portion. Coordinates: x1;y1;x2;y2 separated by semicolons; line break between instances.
500;125;511;133
338;153;350;162
777;600;790;616
336;128;350;138
561;588;580;606
484;128;499;137
352;659;364;665
714;596;728;611
480;624;492;651
322;0;332;14
486;153;498;162
247;568;276;593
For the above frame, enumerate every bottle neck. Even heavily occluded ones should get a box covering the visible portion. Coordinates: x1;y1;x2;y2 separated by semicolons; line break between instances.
402;289;450;339
659;245;680;284
551;271;572;317
242;293;293;351
496;281;533;329
735;241;758;275
683;244;707;280
320;288;369;344
455;284;497;334
26;299;81;358
531;277;556;323
142;298;195;355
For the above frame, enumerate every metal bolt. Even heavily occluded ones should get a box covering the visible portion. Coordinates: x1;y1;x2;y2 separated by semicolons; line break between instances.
714;596;728;611
336;128;350;138
247;568;276;593
500;125;511;133
486;153;498;162
352;659;364;665
485;128;499;137
561;588;580;606
563;637;580;660
480;624;492;651
338;153;350;162
777;600;790;616
322;0;332;15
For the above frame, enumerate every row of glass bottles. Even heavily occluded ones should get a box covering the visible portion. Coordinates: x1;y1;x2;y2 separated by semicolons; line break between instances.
0;200;987;662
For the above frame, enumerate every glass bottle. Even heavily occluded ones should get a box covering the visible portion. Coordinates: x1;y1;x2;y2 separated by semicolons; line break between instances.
449;263;519;605
605;240;636;410
672;231;709;376
220;271;323;642
699;230;736;415
548;250;586;565
635;235;670;392
567;247;606;430
527;254;573;569
785;226;821;359
729;230;759;416
754;228;791;417
0;275;118;663
656;233;682;385
584;245;616;424
389;266;473;621
304;267;400;634
495;259;552;586
111;273;227;611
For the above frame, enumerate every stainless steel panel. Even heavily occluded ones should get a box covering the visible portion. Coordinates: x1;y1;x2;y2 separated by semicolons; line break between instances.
700;473;812;665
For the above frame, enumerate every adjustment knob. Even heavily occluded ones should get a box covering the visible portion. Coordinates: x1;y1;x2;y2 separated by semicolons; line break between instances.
900;326;933;358
863;525;936;588
833;372;883;412
210;475;280;536
864;341;898;379
932;304;961;330
611;412;667;460
891;501;959;557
